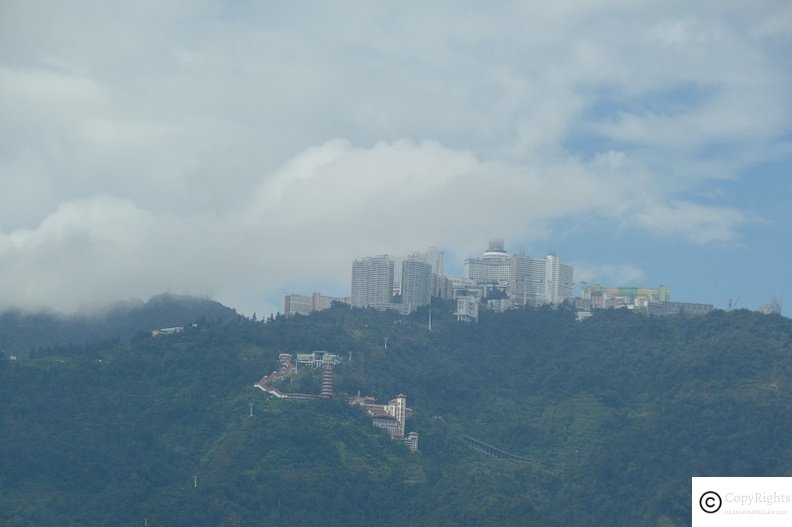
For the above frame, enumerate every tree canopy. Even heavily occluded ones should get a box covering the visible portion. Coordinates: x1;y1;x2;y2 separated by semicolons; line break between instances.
1;302;790;526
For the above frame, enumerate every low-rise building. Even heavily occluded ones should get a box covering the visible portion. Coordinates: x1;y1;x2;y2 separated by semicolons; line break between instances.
351;393;416;450
284;292;349;317
403;431;419;453
647;301;714;316
295;351;342;369
455;296;480;322
152;326;184;337
580;285;671;310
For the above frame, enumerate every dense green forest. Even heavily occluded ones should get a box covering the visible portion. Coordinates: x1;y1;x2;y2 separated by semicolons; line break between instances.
1;301;790;526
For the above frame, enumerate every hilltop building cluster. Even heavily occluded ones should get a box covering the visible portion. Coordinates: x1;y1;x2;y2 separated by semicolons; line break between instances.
282;238;717;322
284;240;576;320
254;351;418;451
574;284;714;319
348;241;575;319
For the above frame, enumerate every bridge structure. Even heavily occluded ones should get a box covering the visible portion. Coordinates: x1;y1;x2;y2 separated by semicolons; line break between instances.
461;434;551;468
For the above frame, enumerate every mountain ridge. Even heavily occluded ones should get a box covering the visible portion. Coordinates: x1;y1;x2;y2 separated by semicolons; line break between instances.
0;293;238;357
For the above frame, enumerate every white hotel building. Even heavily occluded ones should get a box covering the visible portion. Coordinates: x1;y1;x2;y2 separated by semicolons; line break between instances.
464;240;574;308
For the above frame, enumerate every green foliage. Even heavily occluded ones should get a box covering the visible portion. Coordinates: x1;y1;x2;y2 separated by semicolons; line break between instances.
1;304;791;526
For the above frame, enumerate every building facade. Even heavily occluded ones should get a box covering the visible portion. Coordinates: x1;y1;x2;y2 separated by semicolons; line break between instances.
647;301;713;316
432;273;452;300
361;394;410;439
463;241;574;307
351;255;395;309
284;292;349;316
509;256;545;307
464;239;511;284
543;253;574;305
352;251;442;314
415;246;445;276
400;257;432;310
580;285;671;310
455;296;480;322
351;393;417;451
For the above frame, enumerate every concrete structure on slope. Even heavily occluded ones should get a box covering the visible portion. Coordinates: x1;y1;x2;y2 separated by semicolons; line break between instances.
151;326;184;337
351;393;418;451
254;352;344;399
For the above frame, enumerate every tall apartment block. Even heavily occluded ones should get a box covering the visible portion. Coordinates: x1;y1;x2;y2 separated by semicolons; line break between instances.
416;246;445;276
351;252;438;313
400;257;432;310
351;255;395;310
544;253;574;304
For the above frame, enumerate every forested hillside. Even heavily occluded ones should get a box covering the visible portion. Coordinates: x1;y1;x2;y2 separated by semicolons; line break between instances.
1;303;790;526
0;293;238;357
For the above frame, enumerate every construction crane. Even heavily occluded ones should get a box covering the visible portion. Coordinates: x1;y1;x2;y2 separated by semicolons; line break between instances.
727;296;740;311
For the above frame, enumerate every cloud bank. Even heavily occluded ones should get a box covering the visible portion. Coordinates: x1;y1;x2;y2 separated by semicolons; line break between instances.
0;1;789;314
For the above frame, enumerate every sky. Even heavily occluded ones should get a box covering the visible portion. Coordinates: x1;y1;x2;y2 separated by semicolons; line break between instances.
1;1;790;317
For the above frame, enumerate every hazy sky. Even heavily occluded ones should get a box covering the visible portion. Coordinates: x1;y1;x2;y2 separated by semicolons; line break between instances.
1;1;790;316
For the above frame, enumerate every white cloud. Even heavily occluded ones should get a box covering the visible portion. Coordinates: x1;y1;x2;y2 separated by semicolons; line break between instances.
574;263;646;287
634;201;753;244
0;136;751;314
0;1;789;314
